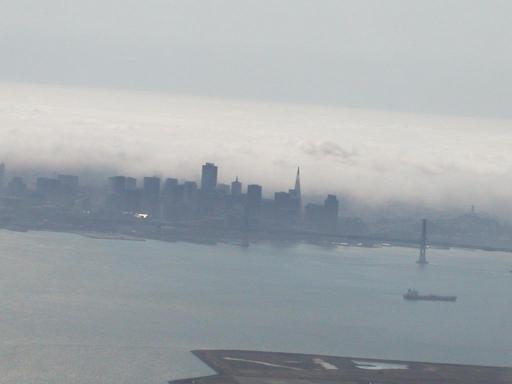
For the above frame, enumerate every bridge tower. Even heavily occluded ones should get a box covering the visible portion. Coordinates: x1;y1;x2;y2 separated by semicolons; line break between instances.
417;218;428;264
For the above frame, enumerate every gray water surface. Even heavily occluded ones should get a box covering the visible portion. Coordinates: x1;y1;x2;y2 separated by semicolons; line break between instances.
1;230;511;383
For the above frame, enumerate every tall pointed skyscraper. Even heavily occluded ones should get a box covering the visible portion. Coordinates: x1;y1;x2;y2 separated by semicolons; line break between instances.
293;167;302;220
294;167;301;199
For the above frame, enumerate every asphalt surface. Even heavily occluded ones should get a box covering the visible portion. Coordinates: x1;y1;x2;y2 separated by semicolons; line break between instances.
169;349;512;384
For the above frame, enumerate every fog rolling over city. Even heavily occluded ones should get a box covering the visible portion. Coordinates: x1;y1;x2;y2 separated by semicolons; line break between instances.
3;3;512;384
2;82;512;216
2;1;512;215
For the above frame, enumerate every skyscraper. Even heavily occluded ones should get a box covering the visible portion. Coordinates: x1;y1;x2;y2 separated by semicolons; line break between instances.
231;177;242;196
201;162;218;192
273;190;296;224
294;167;301;200
304;194;339;232
108;176;127;195
107;176;139;213
290;167;302;221
183;181;198;201
107;176;127;214
246;184;262;216
163;178;178;195
161;178;179;219
143;177;161;196
143;176;161;217
125;177;137;190
324;194;339;231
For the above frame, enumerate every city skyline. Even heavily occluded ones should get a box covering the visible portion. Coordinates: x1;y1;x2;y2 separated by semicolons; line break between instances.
3;157;512;252
2;3;510;383
0;154;503;222
2;160;309;201
1;160;329;213
3;82;511;217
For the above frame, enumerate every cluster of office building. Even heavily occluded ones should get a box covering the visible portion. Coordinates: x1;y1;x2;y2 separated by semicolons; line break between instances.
1;164;81;206
0;162;340;233
105;162;339;232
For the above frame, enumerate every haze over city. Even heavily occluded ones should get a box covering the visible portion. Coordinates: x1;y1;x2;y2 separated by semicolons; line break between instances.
3;1;512;216
2;82;512;215
2;2;512;384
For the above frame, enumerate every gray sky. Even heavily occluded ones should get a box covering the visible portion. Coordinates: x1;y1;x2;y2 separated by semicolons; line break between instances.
2;1;512;215
2;0;512;117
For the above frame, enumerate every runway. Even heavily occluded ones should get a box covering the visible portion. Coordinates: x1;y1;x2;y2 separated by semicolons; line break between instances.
170;349;512;384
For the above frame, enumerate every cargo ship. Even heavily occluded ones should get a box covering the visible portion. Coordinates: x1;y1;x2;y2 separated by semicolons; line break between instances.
403;289;457;302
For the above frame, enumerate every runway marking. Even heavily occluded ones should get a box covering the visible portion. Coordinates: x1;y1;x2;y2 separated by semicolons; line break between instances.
223;357;302;370
352;360;408;370
313;358;338;370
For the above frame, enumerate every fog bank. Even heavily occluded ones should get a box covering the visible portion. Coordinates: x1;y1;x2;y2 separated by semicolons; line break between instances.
2;82;512;214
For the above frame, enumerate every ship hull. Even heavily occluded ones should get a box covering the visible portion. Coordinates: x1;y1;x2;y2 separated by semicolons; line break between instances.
403;295;457;302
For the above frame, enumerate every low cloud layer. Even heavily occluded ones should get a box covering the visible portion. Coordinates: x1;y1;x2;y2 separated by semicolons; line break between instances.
2;82;512;215
301;142;358;164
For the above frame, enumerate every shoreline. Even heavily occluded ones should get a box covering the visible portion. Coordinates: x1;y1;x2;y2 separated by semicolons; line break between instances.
2;225;512;255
